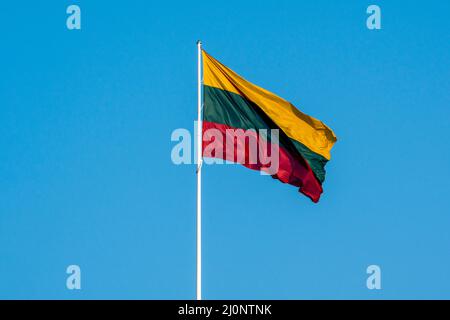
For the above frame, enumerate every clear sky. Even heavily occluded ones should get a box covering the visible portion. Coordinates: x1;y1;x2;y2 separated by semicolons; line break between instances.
0;0;449;299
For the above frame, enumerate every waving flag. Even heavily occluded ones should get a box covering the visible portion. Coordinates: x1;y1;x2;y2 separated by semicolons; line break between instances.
201;50;337;202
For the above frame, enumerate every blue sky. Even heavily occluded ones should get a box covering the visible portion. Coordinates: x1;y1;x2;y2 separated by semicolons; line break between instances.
0;0;449;299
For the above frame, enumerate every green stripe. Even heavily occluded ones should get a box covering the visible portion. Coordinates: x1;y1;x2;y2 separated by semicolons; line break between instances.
290;140;328;183
204;85;329;183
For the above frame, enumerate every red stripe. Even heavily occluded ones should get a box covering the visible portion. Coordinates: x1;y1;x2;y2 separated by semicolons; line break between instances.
202;121;323;202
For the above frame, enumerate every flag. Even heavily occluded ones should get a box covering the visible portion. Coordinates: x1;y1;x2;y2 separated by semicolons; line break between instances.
201;50;337;202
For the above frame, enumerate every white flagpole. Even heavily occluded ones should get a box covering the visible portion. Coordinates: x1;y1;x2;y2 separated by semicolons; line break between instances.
196;40;203;301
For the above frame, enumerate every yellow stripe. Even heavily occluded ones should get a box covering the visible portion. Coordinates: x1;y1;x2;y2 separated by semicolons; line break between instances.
202;50;337;160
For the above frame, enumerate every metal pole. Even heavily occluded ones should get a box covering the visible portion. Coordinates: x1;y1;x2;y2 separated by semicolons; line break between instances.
196;40;203;301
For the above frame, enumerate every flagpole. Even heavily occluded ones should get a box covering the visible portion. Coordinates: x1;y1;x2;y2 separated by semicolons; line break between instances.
196;40;203;301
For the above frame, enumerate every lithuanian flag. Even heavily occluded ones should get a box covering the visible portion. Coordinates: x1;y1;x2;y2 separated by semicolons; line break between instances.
201;50;337;202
